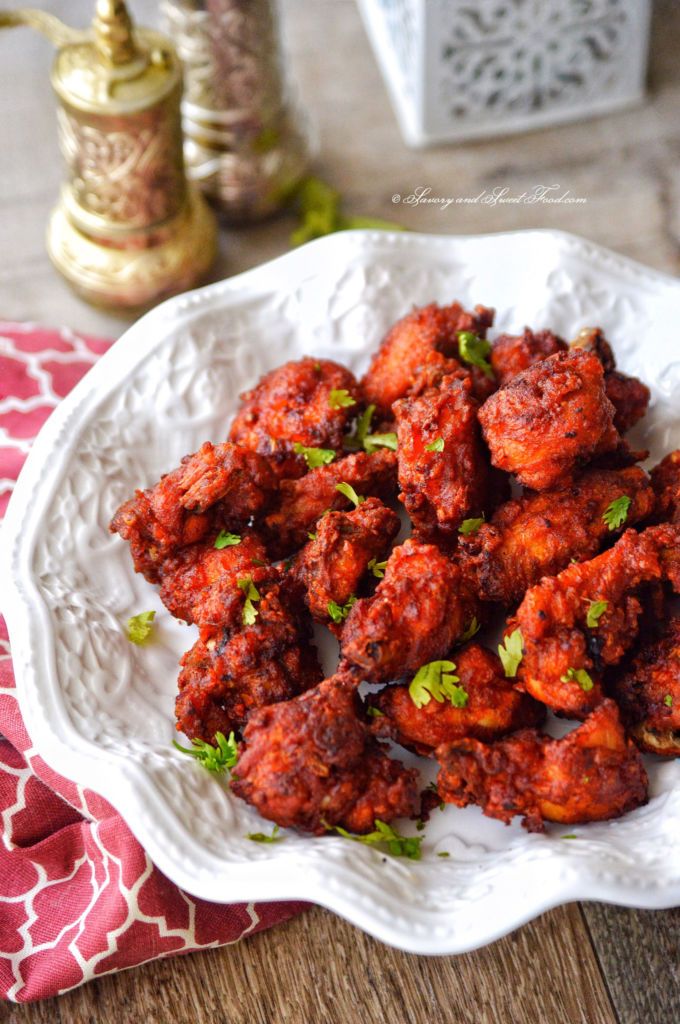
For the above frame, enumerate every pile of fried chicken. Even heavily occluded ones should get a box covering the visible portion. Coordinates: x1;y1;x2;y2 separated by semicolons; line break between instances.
110;302;680;838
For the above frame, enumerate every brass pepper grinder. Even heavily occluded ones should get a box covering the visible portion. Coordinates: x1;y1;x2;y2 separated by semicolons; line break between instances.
0;1;217;310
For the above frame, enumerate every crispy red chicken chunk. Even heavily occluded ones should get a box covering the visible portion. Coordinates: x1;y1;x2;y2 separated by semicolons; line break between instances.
570;328;650;434
110;442;276;582
290;497;400;631
435;699;648;832
231;676;420;834
490;328;567;386
341;539;470;683
394;373;492;544
478;349;620;491
361;301;495;417
263;449;397;557
158;530;268;623
651;450;680;524
371;643;545;756
513;524;680;718
459;466;656;607
609;617;680;757
175;578;321;742
228;357;362;480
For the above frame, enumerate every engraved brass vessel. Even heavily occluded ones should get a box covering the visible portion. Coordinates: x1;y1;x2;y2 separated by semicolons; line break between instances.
0;1;217;310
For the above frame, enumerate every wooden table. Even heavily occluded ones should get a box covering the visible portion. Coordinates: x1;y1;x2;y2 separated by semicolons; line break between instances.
2;2;679;1020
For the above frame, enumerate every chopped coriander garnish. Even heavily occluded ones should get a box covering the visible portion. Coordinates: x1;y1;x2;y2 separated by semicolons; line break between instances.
126;610;155;645
498;629;523;677
427;780;446;812
664;694;674;708
237;577;261;625
437;851;451;858
458;331;494;379
336;481;365;507
173;730;238;774
602;495;631;531
247;825;282;843
425;436;445;453
368;557;387;579
344;404;375;451
292;442;336;469
458;617;481;644
416;819;426;832
366;705;384;719
409;660;467;709
562;834;578;840
328;388;356;410
459;516;484;536
251;558;267;567
364;431;398;452
214;530;241;549
327;595;357;623
561;667;594;692
307;531;317;541
332;819;423;860
586;599;608;628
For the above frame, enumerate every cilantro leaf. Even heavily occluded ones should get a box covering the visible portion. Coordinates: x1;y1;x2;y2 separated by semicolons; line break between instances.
307;531;317;541
214;531;241;549
126;610;155;645
173;730;238;774
237;577;261;625
368;557;387;579
586;599;608;628
425;436;445;453
458;617;481;644
409;660;467;709
247;825;282;843
292;442;336;469
327;596;357;623
328;389;356;410
459;516;484;535
437;851;451;858
332;819;423;860
458;331;494;379
664;694;674;708
561;667;595;692
602;495;632;531
335;481;365;508
364;432;398;452
344;404;375;451
498;629;523;677
366;705;384;718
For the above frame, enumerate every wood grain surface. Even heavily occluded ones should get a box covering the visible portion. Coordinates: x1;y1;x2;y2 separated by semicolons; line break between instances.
1;0;679;1019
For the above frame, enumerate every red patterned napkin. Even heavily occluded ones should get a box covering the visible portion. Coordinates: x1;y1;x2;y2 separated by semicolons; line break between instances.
0;323;305;1003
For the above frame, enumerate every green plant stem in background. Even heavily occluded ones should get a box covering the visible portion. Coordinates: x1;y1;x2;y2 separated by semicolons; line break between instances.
290;176;405;246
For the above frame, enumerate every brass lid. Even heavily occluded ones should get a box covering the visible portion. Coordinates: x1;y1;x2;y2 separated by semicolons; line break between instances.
51;0;182;115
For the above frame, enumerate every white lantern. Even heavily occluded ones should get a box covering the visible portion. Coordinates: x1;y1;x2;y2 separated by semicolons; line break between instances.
357;0;651;147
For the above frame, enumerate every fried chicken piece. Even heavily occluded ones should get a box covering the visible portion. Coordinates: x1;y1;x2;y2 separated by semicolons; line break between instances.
435;699;648;832
514;524;680;718
651;450;680;524
158;530;268;623
341;539;469;683
490;328;567;386
228;357;362;480
570;328;650;434
263;449;397;557
394;373;492;544
361;301;495;417
478;349;621;491
175;579;321;742
231;676;421;835
371;643;545;756
609;617;680;757
110;442;276;583
459;466;656;607
290;497;400;632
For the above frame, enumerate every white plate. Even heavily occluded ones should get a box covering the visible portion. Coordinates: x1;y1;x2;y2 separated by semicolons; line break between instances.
3;230;680;955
